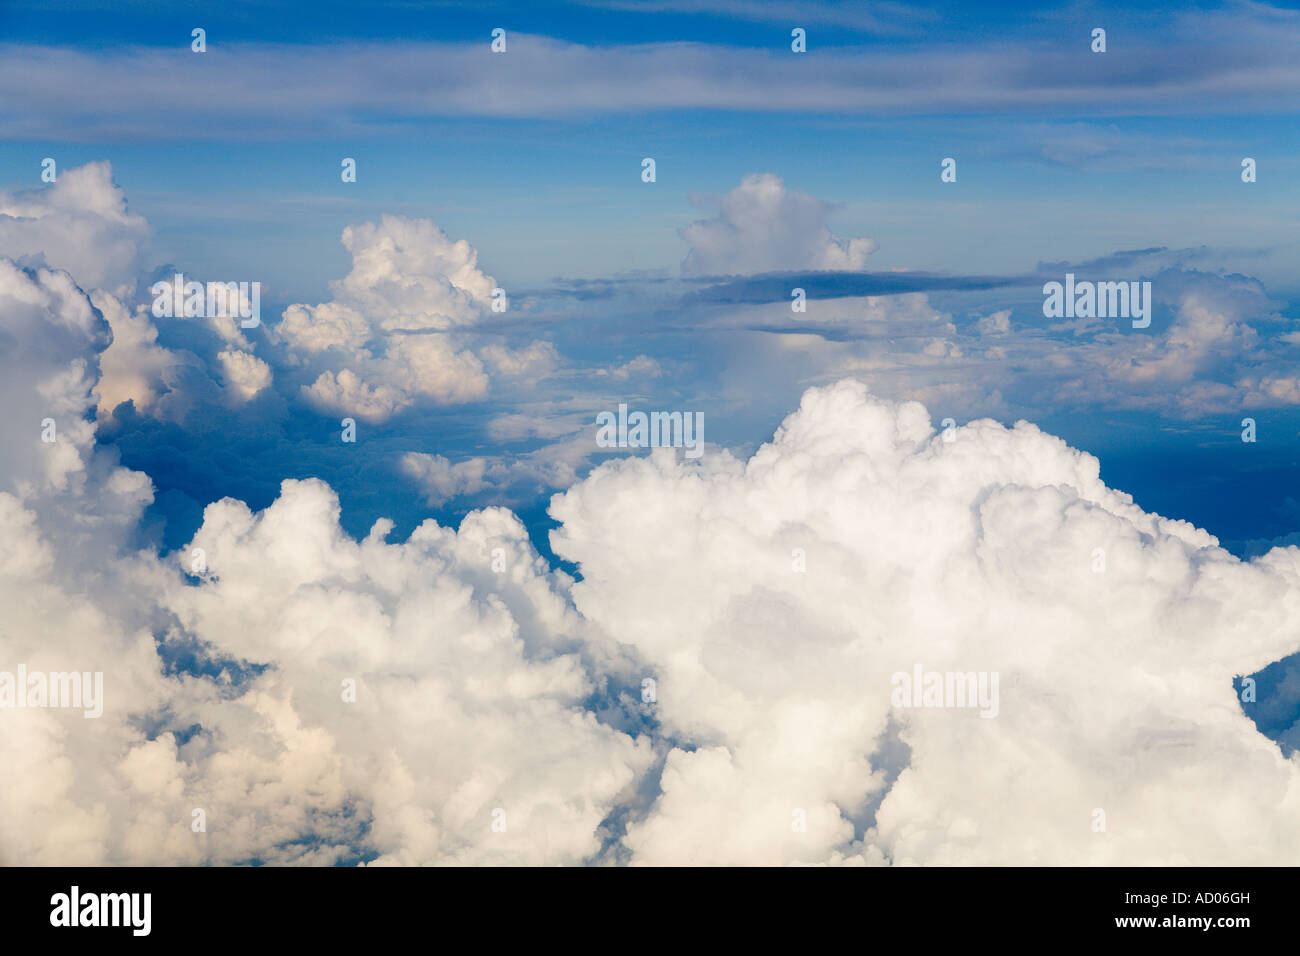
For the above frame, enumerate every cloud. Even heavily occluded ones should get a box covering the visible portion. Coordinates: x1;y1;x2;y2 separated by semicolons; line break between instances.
275;214;497;355
976;309;1011;335
0;161;147;297
400;453;494;506
0;260;107;498
681;174;877;276
327;216;497;333
7;158;1300;867
216;349;273;403
157;480;654;865
0;162;276;422
7;239;1300;864
550;379;1300;864
574;0;937;34
278;216;501;421
697;262;1300;423
685;269;1024;305
6;7;1300;139
301;369;411;422
0;251;169;866
598;355;663;381
0;257;652;864
480;341;563;383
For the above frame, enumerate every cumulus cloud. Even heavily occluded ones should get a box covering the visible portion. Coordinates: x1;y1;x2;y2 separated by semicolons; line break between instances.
976;309;1011;335
601;354;663;380
277;216;506;421
7;256;1300;864
713;265;1300;423
275;214;496;353
3;473;655;864
400;453;494;506
216;349;273;403
0;248;652;863
0;161;147;299
0;260;108;499
551;380;1300;864
302;368;410;422
331;217;496;331
156;481;653;865
681;173;878;276
480;341;563;383
0;251;169;866
6;160;1300;869
0;162;275;421
1050;270;1300;417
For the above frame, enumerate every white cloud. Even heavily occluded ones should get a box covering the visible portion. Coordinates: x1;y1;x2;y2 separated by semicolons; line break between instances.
333;216;496;330
481;341;562;382
278;216;498;421
681;173;877;276
5;12;1300;139
276;215;495;353
302;368;410;422
976;309;1011;335
216;349;272;403
0;163;273;420
400;453;494;506
278;301;370;354
8;262;1300;864
0;161;147;299
0;259;107;498
161;481;653;865
7;162;1300;868
550;379;1300;864
597;354;663;381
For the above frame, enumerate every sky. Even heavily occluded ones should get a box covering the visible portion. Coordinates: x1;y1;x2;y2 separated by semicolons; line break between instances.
2;0;1300;865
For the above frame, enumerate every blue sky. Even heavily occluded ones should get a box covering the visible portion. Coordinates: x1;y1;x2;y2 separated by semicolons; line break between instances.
2;0;1297;296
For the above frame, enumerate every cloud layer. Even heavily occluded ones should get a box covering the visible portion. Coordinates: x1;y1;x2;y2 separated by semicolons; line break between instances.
4;159;1300;866
7;4;1300;139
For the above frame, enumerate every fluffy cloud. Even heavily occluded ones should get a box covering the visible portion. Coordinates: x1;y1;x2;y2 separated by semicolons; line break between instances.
0;181;647;866
481;341;563;383
0;255;651;864
400;453;493;506
8;262;1300;863
7;161;1300;869
0;252;169;866
156;481;653;865
216;349;273;403
277;216;496;354
1039;270;1300;417
0;259;107;498
551;379;1300;864
976;309;1011;335
331;216;496;331
710;265;1300;424
0;161;148;299
681;173;878;276
0;162;274;421
278;216;506;421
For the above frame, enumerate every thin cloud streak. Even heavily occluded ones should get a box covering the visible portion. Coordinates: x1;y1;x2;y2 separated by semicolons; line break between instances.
4;9;1300;140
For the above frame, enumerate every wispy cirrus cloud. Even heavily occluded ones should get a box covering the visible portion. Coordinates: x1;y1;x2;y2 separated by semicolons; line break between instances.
4;3;1300;140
